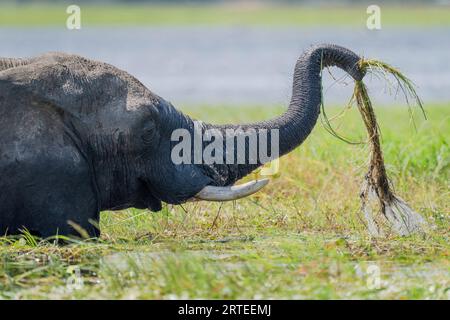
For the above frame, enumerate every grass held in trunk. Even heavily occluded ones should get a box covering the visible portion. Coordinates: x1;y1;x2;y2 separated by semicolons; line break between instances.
350;59;428;236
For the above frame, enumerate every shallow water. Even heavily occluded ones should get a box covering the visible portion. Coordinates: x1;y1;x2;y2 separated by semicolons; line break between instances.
103;250;449;299
1;26;449;106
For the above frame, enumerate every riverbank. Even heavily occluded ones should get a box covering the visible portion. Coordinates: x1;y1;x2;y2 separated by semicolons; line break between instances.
1;4;450;27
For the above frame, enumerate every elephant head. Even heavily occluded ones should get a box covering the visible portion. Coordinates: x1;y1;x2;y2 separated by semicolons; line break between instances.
143;44;365;208
0;44;365;215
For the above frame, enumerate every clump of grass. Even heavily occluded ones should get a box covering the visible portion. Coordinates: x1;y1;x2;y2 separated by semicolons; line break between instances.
352;59;428;236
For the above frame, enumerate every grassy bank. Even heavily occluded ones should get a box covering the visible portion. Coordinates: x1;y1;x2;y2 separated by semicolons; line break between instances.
1;5;450;27
0;103;448;299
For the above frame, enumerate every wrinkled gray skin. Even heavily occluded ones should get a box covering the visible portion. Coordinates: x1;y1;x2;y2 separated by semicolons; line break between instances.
0;44;365;237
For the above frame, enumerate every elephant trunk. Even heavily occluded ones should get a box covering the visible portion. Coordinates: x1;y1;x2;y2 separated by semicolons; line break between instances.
275;43;364;157
195;44;366;199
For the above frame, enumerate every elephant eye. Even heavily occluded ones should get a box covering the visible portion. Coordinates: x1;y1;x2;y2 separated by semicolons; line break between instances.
142;121;157;144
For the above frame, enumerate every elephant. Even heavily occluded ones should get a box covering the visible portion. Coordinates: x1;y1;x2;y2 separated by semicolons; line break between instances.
0;44;365;238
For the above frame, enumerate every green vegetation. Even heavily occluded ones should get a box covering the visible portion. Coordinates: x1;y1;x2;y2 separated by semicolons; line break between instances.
1;4;450;27
1;104;448;299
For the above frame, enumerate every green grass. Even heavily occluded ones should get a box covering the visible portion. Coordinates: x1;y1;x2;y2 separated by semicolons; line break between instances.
1;4;450;27
0;104;449;299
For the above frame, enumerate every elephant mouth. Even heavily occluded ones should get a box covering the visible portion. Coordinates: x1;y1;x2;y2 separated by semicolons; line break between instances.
191;178;269;202
142;177;269;207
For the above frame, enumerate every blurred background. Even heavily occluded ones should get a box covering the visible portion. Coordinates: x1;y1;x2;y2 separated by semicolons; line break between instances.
1;0;449;107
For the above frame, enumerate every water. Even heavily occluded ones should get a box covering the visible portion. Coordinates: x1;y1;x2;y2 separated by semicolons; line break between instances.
1;26;449;106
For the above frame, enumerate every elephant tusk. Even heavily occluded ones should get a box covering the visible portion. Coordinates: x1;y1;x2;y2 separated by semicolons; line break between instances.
194;178;269;201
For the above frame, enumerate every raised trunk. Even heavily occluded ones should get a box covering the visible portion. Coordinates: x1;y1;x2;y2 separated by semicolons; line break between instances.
204;44;365;186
